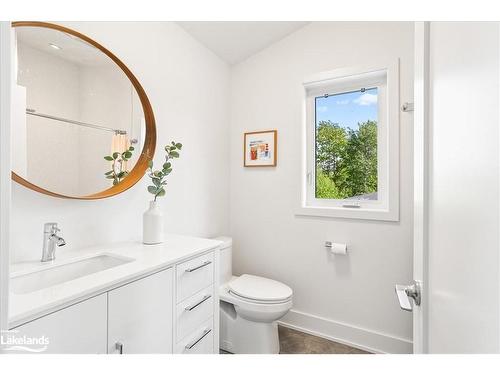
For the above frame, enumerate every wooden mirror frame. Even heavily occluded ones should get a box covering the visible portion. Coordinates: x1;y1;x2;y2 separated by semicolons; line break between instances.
11;21;156;200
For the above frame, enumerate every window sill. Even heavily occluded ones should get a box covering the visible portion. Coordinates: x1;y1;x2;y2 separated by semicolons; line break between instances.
294;205;399;222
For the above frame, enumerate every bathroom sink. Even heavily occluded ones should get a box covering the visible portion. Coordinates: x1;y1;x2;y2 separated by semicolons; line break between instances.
11;254;134;294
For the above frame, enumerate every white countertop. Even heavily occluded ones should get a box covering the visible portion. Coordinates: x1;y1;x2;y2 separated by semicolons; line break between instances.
9;234;222;328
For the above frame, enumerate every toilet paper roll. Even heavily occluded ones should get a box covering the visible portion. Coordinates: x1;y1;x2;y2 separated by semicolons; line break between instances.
330;243;347;255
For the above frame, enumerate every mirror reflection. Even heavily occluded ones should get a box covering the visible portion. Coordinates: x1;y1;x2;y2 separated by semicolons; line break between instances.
13;26;144;197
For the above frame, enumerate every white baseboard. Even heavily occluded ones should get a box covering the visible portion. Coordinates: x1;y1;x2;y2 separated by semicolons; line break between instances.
278;309;413;354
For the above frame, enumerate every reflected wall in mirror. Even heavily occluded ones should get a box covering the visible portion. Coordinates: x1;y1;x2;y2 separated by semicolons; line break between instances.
11;22;156;199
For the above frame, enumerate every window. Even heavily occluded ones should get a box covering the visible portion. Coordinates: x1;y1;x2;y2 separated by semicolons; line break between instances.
315;87;379;200
297;62;399;221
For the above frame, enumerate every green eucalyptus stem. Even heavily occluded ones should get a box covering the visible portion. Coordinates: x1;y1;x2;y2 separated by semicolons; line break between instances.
104;146;135;185
146;141;183;201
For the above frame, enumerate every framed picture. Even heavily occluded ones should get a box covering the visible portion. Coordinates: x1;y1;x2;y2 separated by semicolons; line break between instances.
244;130;277;167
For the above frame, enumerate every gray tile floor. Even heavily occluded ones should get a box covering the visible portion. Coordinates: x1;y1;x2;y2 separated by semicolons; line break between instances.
278;325;370;354
220;325;370;354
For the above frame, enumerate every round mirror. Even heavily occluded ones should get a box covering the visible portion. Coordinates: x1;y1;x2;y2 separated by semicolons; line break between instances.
11;22;156;199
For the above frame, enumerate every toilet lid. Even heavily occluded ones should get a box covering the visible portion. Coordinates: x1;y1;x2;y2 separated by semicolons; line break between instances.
228;274;292;303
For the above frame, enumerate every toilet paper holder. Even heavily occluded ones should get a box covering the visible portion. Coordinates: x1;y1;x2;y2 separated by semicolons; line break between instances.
324;241;348;255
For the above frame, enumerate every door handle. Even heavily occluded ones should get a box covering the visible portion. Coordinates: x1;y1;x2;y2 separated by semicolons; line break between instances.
395;280;421;312
185;260;212;273
185;294;211;311
185;328;212;350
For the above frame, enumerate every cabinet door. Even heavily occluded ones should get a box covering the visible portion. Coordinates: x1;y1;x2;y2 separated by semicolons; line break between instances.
12;294;107;354
108;268;173;354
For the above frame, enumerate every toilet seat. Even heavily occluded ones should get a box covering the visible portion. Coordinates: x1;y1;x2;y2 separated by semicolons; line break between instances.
228;290;292;304
228;274;293;304
220;283;293;323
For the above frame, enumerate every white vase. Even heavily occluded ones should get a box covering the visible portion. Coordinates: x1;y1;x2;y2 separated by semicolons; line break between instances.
143;201;163;245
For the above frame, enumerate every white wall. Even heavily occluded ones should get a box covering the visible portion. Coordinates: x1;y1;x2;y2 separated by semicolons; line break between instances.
77;64;143;195
427;22;499;353
0;21;13;339
229;22;414;353
11;85;26;177
11;22;230;263
17;42;81;195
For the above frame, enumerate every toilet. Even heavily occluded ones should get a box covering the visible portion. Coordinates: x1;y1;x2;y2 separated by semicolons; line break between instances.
215;237;293;354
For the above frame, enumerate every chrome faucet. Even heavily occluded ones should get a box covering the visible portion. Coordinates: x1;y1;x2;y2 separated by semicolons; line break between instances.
41;223;66;262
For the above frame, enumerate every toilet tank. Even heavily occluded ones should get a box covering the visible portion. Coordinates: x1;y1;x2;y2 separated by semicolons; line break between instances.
214;236;232;285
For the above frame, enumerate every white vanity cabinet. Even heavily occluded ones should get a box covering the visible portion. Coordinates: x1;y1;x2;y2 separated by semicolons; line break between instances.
10;248;219;354
108;268;173;354
174;252;217;353
13;294;107;354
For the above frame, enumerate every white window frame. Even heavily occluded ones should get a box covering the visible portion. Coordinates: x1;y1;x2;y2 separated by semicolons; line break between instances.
296;60;400;221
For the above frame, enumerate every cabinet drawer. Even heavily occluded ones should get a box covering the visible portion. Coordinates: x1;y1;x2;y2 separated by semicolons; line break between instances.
176;252;214;302
175;318;214;354
176;285;213;342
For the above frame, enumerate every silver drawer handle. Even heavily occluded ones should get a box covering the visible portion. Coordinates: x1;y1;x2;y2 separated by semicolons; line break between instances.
185;294;211;311
185;328;212;350
115;341;123;354
185;260;212;273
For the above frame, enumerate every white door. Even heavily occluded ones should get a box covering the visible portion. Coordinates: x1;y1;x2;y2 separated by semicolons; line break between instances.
397;21;500;354
108;268;174;354
425;21;499;354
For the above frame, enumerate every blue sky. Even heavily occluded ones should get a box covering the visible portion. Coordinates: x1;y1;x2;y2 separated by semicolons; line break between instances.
315;87;378;130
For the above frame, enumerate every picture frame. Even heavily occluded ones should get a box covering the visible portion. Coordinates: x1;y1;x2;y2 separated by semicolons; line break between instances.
244;130;277;167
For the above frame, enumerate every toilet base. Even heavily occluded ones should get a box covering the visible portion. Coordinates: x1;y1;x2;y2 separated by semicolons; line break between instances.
219;300;280;354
